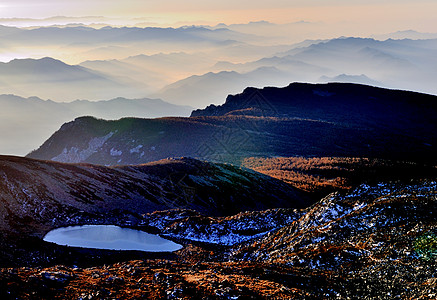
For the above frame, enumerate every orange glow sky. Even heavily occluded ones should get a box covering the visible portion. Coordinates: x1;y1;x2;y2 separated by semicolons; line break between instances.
0;0;436;32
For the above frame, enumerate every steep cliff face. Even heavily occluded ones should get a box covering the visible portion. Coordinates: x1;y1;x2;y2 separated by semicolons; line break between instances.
28;83;437;166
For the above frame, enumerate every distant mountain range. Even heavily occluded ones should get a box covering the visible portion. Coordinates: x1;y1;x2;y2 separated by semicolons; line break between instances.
0;57;152;100
1;25;252;46
79;52;215;90
154;37;437;107
28;83;437;165
318;74;382;86
2;34;437;107
154;67;293;107
0;94;191;155
371;30;437;40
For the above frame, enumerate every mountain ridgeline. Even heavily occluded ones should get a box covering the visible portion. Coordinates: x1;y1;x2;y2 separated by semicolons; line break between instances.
28;83;437;165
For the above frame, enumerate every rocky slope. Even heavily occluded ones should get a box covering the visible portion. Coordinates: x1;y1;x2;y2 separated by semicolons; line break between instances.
138;179;437;298
0;260;330;299
28;83;437;166
0;155;308;266
0;155;435;298
141;208;303;246
1;179;435;298
230;180;437;298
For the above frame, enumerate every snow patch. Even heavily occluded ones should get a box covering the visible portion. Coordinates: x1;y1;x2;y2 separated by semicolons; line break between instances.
110;148;123;156
52;132;114;163
130;145;143;154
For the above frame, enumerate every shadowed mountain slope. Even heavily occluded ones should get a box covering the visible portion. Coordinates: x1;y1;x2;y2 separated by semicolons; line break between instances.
28;83;437;165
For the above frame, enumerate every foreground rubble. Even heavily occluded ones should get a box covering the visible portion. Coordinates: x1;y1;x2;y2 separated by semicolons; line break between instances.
0;180;436;299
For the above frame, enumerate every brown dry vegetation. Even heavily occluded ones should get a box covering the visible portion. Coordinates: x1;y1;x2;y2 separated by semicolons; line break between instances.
242;156;437;198
0;258;324;299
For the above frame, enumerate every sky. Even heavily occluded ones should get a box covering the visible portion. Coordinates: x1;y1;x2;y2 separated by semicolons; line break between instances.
0;0;436;32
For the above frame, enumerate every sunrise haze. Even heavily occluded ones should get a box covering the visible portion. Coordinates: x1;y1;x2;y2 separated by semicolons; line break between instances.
0;0;436;34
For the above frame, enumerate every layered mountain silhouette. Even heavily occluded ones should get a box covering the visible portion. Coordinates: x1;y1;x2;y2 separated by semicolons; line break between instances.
2;33;437;107
154;67;293;107
318;74;382;86
1;26;251;46
0;57;151;101
28;83;437;165
80;52;213;89
154;37;437;107
372;29;437;40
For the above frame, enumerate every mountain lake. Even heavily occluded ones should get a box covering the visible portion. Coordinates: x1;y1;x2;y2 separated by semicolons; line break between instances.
43;225;183;252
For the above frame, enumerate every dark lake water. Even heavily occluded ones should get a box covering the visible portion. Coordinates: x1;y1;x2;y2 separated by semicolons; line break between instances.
43;225;182;252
